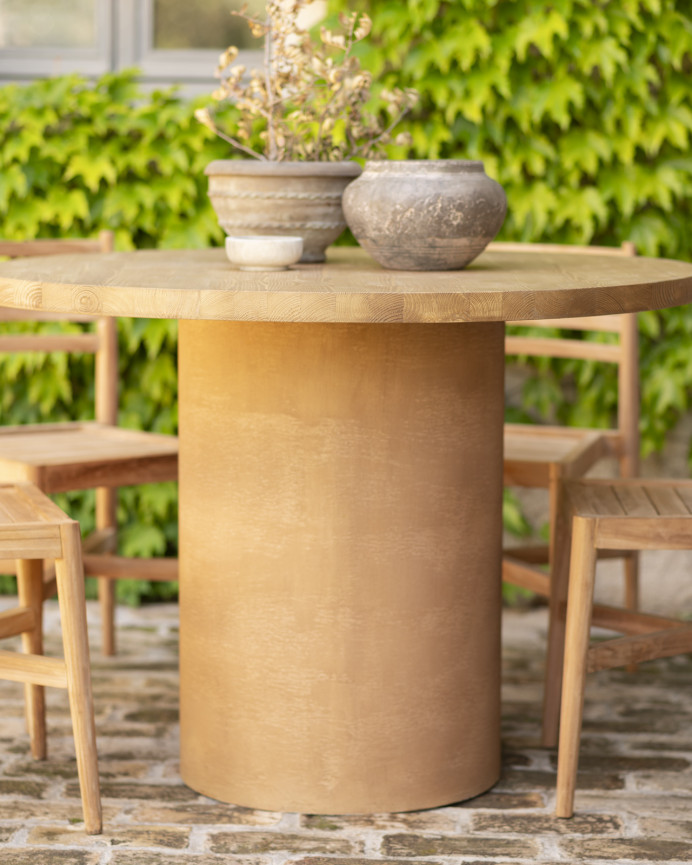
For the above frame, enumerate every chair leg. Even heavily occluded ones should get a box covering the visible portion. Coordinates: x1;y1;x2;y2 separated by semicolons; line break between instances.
55;522;102;835
624;551;639;611
624;552;639;673
98;578;116;657
16;558;46;760
542;475;570;747
555;515;597;818
96;487;117;657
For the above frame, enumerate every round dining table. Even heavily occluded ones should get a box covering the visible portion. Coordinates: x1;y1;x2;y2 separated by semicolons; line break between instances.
1;245;692;814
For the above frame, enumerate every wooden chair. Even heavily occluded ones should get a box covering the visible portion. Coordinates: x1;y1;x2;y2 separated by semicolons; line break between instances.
554;477;692;818
0;233;178;656
0;481;101;834
492;240;640;745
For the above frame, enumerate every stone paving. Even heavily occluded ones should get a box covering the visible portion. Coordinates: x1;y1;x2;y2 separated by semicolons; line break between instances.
0;601;690;864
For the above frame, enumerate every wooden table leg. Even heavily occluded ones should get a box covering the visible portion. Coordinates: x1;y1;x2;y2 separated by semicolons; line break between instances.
178;319;504;813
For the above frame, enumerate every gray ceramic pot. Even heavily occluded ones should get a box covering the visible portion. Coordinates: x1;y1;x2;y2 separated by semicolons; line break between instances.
342;160;507;271
205;160;361;263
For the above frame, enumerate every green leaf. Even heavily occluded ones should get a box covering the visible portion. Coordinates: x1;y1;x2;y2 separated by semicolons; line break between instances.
45;188;91;230
503;488;532;537
101;185;144;224
0;163;28;211
552;188;609;241
514;9;569;61
559;130;612;176
120;523;167;558
64;152;118;192
1;123;44;164
576;36;628;85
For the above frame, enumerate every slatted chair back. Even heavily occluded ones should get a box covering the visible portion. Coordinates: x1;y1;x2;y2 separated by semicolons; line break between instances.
491;241;640;478
0;231;118;427
0;233;179;658
0;232;122;653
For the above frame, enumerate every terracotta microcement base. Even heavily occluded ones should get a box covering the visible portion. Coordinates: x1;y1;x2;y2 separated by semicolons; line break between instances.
178;320;504;813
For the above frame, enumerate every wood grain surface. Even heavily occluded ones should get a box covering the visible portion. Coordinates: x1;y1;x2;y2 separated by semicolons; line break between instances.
1;247;692;323
178;319;504;812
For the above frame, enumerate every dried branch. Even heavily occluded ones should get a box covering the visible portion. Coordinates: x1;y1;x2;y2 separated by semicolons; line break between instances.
194;109;266;160
197;3;417;161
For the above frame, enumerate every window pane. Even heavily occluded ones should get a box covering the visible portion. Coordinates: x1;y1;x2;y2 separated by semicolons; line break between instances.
153;0;267;50
0;0;96;49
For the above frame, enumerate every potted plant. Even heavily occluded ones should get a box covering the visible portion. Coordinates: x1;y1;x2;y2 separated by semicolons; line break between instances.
195;0;417;262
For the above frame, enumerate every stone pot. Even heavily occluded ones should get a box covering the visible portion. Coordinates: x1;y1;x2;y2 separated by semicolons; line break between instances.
204;160;362;263
342;160;507;271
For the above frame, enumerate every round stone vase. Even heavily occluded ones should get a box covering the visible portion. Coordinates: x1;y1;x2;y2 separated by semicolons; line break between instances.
342;160;507;271
205;160;361;263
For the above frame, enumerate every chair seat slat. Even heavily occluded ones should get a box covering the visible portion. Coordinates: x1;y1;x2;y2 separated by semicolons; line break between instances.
566;481;626;516
644;484;690;516
672;484;692;515
0;308;97;323
507;314;623;333
0;334;100;353
505;335;621;362
611;483;659;518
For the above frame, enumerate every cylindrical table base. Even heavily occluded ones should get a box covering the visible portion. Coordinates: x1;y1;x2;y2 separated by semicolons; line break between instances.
178;320;504;813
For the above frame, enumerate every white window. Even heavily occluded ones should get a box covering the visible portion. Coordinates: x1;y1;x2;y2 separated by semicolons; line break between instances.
0;0;326;91
0;0;112;79
121;0;267;93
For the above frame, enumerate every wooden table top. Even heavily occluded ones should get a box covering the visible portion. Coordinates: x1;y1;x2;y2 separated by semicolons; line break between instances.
1;246;692;323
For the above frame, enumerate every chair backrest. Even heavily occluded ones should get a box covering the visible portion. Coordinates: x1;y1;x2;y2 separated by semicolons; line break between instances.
0;231;118;425
491;241;639;476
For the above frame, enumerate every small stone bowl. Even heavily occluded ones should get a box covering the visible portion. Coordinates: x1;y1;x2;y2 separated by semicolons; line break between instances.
225;235;304;271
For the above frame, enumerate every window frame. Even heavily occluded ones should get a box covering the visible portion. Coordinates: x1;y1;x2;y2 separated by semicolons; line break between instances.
0;0;305;90
0;0;113;79
117;0;260;86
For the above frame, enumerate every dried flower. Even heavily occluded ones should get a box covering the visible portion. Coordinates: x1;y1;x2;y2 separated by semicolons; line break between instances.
197;1;417;161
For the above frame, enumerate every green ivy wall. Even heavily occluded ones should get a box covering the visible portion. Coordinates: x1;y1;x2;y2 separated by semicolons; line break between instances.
0;73;229;601
1;1;691;598
341;0;692;538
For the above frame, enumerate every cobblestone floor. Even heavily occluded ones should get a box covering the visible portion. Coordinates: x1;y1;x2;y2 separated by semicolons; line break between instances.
0;601;690;864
